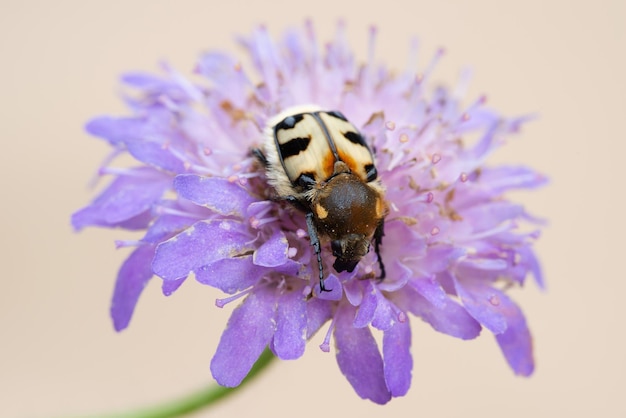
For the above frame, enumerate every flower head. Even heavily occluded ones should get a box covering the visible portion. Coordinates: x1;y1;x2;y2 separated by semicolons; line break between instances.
73;22;546;404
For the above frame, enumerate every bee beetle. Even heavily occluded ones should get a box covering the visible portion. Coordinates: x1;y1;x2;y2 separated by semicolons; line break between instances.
253;105;387;292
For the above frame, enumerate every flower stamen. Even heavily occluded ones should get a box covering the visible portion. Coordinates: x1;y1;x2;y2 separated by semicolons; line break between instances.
89;149;124;187
153;205;206;219
420;47;445;85
319;314;337;353
215;287;254;308
249;215;279;229
114;240;142;249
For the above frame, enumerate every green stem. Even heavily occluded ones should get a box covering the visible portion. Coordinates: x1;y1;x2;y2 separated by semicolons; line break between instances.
83;348;276;418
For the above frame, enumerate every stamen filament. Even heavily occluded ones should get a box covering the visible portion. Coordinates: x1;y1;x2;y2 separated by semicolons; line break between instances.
115;240;142;249
319;315;337;353
215;287;254;308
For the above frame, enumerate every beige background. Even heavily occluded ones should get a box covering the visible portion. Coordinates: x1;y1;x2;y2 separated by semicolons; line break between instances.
1;0;624;417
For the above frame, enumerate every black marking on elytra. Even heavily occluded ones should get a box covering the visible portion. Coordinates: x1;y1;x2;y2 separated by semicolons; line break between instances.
310;112;340;161
274;114;305;179
279;136;311;159
275;114;304;131
296;172;317;189
365;164;378;182
327;110;348;121
343;130;367;147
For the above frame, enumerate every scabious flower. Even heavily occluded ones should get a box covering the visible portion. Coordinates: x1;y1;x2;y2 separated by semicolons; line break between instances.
72;22;546;404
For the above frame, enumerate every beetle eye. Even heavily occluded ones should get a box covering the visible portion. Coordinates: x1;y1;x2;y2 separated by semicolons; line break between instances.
331;240;343;257
365;164;377;182
296;172;316;189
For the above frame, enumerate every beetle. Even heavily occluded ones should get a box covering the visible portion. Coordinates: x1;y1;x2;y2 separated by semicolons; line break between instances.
254;105;387;292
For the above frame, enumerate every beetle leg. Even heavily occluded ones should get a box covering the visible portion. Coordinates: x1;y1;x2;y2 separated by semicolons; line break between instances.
306;212;331;292
374;220;386;280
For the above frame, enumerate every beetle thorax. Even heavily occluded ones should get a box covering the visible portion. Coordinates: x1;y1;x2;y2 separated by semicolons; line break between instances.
312;173;382;240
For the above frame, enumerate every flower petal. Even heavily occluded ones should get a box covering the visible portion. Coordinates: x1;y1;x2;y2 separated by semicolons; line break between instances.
458;257;508;271
114;211;154;230
353;281;377;328
273;288;307;360
461;201;524;234
383;319;412;397
121;71;186;97
152;219;254;281
306;297;332;339
417;244;467;274
335;306;391;404
110;245;155;331
253;230;290;267
142;213;199;244
371;295;397;331
494;292;535;376
380;221;427;262
196;52;252;106
174;174;255;217
480;166;548;193
210;286;277;387
71;167;170;230
162;277;186;296
240;27;282;100
454;278;507;334
126;140;187;173
85;115;148;146
86;115;187;173
343;278;363;306
313;275;343;301
462;121;497;162
195;256;265;294
402;278;481;339
377;260;412;292
518;246;546;289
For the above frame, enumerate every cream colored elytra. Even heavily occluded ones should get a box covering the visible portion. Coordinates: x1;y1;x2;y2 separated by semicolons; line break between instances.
259;104;387;291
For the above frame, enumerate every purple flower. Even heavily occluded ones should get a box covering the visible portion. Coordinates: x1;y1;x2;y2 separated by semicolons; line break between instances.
72;22;546;404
